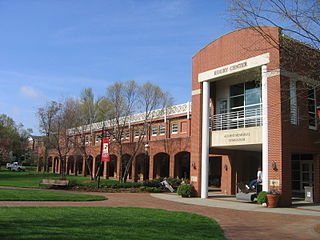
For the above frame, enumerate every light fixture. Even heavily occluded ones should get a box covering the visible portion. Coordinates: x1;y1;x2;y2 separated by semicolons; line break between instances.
144;143;150;154
191;162;196;169
271;161;277;171
223;164;228;171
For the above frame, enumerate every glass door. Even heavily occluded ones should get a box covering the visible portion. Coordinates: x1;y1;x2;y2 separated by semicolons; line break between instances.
300;160;314;190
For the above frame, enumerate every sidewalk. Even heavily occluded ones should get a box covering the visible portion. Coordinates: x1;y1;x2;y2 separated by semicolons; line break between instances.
152;193;320;216
1;187;319;239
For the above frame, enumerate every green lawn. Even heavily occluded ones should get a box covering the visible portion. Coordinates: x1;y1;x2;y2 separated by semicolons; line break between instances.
0;170;118;188
0;189;106;201
0;207;225;240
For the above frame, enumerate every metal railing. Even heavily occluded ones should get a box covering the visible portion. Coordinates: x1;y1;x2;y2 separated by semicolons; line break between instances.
211;107;262;131
68;102;192;135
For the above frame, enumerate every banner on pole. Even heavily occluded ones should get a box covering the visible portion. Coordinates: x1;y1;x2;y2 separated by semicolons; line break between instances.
101;138;110;162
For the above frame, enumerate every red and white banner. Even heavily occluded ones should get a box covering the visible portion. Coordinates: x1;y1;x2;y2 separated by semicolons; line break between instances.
101;138;110;162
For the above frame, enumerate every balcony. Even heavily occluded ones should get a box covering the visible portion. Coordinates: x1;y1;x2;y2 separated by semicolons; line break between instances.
210;106;263;149
211;106;262;131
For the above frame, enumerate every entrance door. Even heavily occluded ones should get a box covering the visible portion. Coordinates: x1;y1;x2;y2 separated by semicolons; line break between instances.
300;160;314;190
292;153;314;195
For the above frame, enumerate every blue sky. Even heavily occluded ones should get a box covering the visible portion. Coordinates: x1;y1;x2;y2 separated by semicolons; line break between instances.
0;0;233;134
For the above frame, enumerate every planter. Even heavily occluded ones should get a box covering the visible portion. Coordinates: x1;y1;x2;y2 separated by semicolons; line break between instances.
181;194;191;198
267;194;280;208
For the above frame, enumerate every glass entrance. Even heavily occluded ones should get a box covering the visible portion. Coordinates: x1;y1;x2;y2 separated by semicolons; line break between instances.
301;161;314;190
292;154;314;194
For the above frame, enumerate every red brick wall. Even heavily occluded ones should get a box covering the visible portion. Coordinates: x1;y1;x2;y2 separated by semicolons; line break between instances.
192;26;280;196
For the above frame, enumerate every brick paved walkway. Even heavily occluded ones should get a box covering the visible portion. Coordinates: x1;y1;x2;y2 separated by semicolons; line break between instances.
1;189;319;240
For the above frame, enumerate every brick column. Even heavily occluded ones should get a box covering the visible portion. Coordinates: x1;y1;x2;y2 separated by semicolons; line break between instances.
149;153;154;179
92;157;97;179
314;154;320;203
82;157;87;176
103;161;108;179
169;153;175;178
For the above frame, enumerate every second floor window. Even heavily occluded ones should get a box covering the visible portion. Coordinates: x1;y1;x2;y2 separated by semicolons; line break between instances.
95;134;102;143
134;128;139;138
171;123;178;134
308;86;317;129
159;125;165;135
151;126;158;136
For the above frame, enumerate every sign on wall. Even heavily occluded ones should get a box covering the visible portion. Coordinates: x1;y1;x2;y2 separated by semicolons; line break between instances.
101;138;110;162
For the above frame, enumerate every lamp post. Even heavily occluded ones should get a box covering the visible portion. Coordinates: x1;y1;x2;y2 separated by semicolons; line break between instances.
144;143;149;180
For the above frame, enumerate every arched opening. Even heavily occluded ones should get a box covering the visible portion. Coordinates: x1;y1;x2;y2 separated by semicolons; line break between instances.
67;156;75;174
108;155;117;178
86;156;93;176
47;157;52;172
95;155;104;177
54;157;59;173
135;153;149;181
77;156;83;175
121;154;132;179
153;153;169;178
174;152;190;179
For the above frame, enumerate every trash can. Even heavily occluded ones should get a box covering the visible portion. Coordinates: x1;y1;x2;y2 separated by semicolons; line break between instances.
304;186;313;203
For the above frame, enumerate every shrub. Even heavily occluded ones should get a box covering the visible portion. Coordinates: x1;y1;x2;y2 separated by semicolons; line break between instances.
177;184;194;197
139;186;162;193
257;191;268;204
142;179;162;188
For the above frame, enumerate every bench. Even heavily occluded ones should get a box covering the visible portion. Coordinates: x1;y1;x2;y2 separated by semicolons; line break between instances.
40;179;69;188
236;182;262;202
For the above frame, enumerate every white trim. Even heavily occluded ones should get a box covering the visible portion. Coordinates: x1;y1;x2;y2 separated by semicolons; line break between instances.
198;53;270;82
267;69;280;78
192;89;202;95
261;65;269;192
201;81;210;199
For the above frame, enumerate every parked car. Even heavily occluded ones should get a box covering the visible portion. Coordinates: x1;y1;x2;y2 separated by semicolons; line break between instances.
6;162;26;171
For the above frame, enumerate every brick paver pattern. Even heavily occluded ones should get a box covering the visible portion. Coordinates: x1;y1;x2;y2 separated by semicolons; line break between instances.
1;191;319;240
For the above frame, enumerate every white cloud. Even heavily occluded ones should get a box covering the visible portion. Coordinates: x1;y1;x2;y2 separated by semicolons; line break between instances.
19;86;44;99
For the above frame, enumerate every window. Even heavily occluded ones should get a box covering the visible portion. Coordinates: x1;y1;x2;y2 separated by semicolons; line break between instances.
171;123;178;134
141;127;146;136
290;81;298;125
85;136;90;144
159;125;165;135
134;128;139;138
121;130;129;140
229;80;262;128
308;86;317;129
151;126;158;136
125;130;130;139
95;134;102;143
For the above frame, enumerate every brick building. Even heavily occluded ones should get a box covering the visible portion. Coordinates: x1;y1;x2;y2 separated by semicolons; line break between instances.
41;26;320;206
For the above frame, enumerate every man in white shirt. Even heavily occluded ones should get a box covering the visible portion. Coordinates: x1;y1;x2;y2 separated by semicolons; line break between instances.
247;167;262;189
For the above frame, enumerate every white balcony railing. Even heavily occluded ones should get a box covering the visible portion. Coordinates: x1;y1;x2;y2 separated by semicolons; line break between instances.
68;102;192;135
211;107;262;131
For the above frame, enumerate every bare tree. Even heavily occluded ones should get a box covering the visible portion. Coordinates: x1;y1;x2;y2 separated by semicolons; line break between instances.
38;99;78;179
229;0;320;77
105;80;173;182
71;88;110;180
229;0;319;48
37;101;61;172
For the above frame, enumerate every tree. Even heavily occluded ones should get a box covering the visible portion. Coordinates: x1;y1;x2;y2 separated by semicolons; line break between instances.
229;0;320;77
229;0;319;48
70;88;110;180
0;114;31;169
105;80;173;182
38;99;77;178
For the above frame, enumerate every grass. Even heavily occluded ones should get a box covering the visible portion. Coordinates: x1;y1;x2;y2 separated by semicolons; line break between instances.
0;189;106;201
0;207;225;240
0;170;117;188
